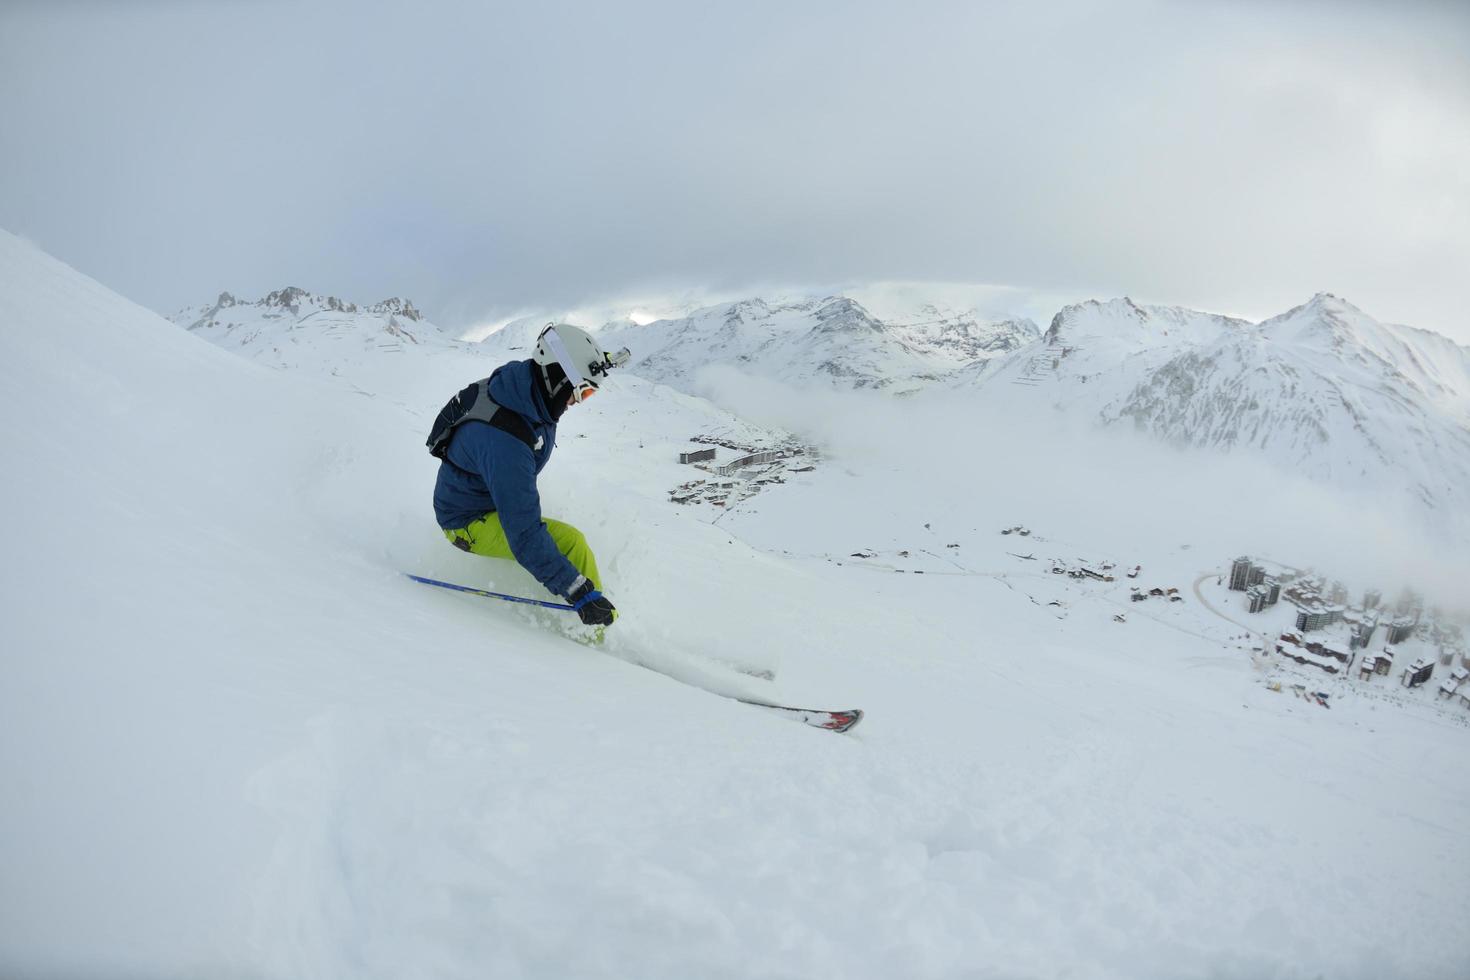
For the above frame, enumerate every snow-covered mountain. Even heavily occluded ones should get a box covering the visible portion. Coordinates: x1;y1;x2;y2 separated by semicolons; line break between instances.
167;278;1470;527
969;294;1470;518
582;295;1037;393
882;303;1040;362
178;283;1470;524
169;286;454;365
574;288;1470;523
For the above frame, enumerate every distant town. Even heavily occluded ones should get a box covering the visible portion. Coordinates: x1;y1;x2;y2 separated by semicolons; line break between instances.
1223;556;1469;708
668;434;816;510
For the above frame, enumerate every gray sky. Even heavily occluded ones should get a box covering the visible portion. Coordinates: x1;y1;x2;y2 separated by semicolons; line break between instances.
2;0;1467;340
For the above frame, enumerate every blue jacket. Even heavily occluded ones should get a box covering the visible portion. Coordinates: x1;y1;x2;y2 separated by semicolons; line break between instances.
432;359;580;597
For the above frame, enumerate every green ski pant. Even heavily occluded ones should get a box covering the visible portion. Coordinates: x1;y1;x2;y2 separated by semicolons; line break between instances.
443;513;604;594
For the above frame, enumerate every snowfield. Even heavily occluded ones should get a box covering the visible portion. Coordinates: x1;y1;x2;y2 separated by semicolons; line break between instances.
4;229;1469;980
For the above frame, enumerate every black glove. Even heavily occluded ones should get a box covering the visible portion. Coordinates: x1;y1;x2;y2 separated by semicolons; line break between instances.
567;578;617;627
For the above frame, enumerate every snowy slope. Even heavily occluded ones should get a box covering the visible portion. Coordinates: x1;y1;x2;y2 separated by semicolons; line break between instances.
5;232;1470;980
0;235;824;976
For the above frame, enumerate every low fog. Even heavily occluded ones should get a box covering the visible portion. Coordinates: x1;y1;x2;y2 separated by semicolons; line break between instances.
687;363;1470;616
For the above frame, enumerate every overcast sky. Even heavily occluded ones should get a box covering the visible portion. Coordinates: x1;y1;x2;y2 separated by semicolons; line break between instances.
2;0;1467;339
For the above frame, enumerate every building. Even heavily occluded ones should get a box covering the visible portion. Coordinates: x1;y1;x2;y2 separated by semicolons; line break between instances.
1276;646;1342;675
1295;604;1343;633
717;450;784;477
1387;617;1416;645
1401;659;1434;689
1441;665;1470;700
677;447;717;465
1229;556;1253;592
1363;588;1381;610
1265;578;1281;606
1246;585;1268;614
1248;564;1267;588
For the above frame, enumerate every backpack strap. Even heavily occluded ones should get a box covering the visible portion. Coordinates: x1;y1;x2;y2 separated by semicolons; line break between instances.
484;404;538;452
428;379;541;458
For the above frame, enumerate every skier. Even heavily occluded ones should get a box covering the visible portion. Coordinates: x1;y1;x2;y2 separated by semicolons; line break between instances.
428;323;629;628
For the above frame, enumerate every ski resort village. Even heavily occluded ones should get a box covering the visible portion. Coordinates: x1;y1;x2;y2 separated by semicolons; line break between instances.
1206;557;1470;713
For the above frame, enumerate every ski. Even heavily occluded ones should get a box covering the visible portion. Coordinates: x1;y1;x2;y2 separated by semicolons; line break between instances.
736;699;864;733
407;571;864;733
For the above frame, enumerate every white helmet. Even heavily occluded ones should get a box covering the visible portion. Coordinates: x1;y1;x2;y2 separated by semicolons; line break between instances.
533;323;630;404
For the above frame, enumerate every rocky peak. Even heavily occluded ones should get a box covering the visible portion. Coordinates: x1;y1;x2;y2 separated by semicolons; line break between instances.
1044;299;1131;343
262;286;311;313
1043;297;1242;345
1302;292;1360;315
1263;293;1373;352
811;296;882;333
723;298;771;323
368;297;422;321
243;288;421;321
983;319;1042;351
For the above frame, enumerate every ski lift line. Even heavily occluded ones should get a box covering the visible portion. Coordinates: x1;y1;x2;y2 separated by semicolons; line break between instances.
1098;592;1222;645
916;547;971;572
780;549;991;576
793;553;1068;582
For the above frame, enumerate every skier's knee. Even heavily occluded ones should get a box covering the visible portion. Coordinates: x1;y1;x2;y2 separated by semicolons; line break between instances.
564;525;587;550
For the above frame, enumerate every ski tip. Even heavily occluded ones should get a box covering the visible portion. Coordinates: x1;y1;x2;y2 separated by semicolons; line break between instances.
735;700;865;734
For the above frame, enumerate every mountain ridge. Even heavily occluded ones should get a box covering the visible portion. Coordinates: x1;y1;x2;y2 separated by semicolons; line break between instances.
166;282;1470;525
972;292;1470;520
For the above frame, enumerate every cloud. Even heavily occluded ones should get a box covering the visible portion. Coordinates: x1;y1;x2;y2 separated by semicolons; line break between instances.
1;0;1466;341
